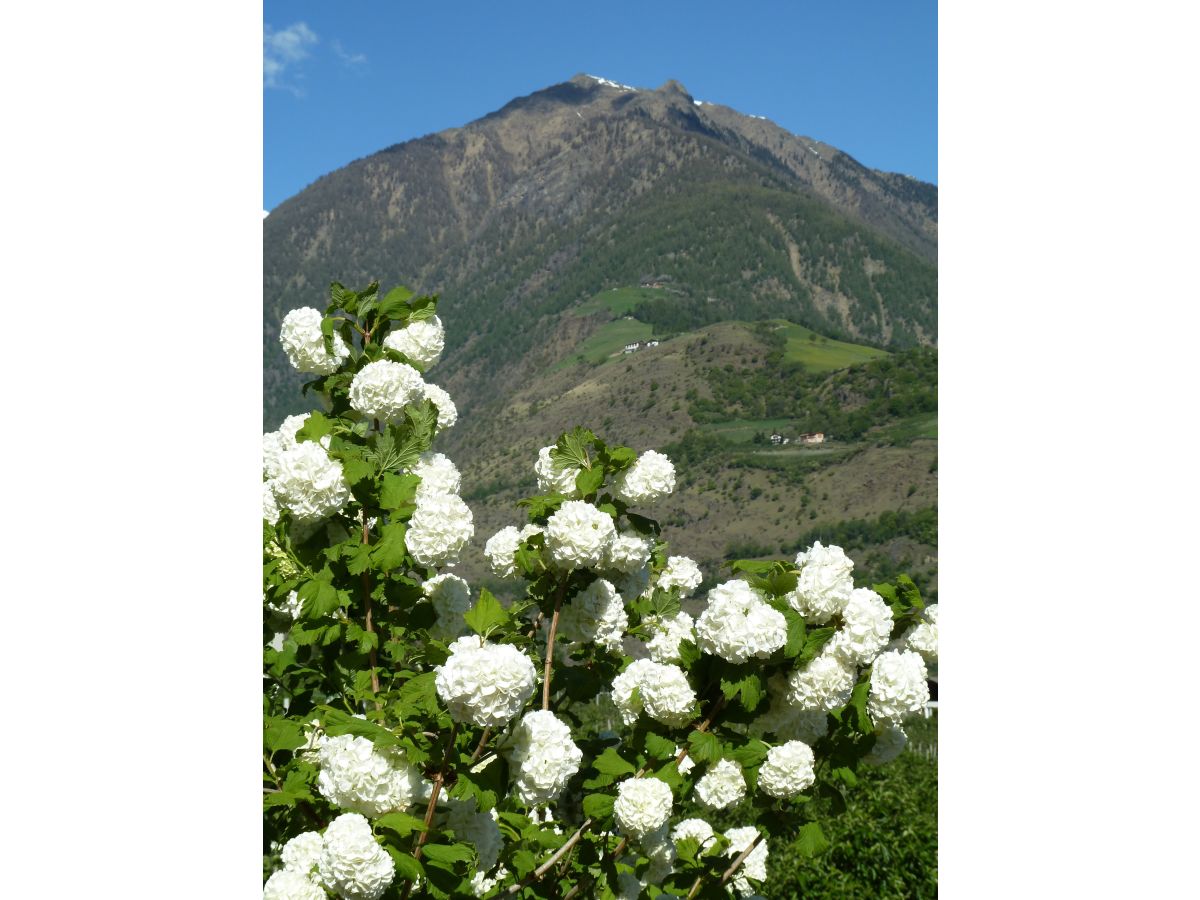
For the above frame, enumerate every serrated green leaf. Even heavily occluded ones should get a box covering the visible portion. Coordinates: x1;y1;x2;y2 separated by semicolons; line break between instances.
375;811;427;838
376;284;415;320
380;472;420;510
297;577;340;619
398;671;440;717
643;732;677;760
796;822;829;857
677;639;700;669
551;427;596;472
511;849;538;877
386;847;425;883
463;589;509;637
575;466;605;498
371;522;408;571
295;411;333;444
782;606;807;658
687;730;722;764
592;747;637;777
263;716;305;752
797;626;837;667
728;559;781;575
421;843;474;867
582;793;615;820
728;739;770;768
720;671;765;712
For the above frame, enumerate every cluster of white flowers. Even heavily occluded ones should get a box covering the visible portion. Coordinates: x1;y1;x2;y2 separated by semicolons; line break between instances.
671;817;716;851
694;580;787;663
613;449;676;505
348;359;424;422
406;491;474;567
383;315;445;368
757;740;816;798
824;588;894;666
603;529;654;574
611;658;696;728
424;573;471;640
864;724;908;766
264;414;324;479
281;307;351;375
694;758;746;810
534;446;580;497
484;524;543;578
788;542;855;624
867;649;929;725
904;603;938;662
506;710;583;805
263;868;326;900
318;813;396;900
654;555;704;597
281;831;326;877
723;826;768;898
411;451;461;499
786;652;858;712
613;776;673;840
435;636;537;727
444;799;502;882
557;578;629;654
315;734;424;817
641;825;677;882
544;500;616;569
645;611;696;664
422;383;457;431
263;482;281;525
269;440;352;525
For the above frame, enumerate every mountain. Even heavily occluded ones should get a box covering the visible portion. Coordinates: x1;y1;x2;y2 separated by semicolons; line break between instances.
263;74;938;591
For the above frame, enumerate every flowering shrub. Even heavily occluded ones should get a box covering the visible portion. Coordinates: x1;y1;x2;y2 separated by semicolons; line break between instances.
264;282;936;899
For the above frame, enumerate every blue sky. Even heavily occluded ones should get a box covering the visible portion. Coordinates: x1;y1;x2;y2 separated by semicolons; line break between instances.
264;1;936;211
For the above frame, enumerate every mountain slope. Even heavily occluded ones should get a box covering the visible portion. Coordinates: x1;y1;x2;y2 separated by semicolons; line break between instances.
264;74;937;426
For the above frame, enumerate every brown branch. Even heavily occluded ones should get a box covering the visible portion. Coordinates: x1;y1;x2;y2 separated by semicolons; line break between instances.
470;727;493;763
685;831;764;899
505;818;594;894
542;577;568;710
399;722;459;900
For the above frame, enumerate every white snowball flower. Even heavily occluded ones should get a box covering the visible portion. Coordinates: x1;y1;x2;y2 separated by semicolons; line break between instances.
471;866;509;897
270;441;352;525
263;482;280;525
534;446;581;497
445;799;502;874
904;603;938;662
349;359;425;422
435;636;537;727
406;492;474;567
604;529;654;574
422;382;457;431
557;578;629;654
264;869;325;900
425;573;471;640
786;652;858;712
788;541;855;624
757;740;816;798
384;314;445;368
315;734;424;817
411;451;462;499
671;818;716;851
864;724;908;765
867;649;929;725
645;611;695;664
264;413;317;479
318;813;395;900
613;449;676;506
506;710;583;805
610;659;696;728
613;777;673;840
281;831;325;876
642;825;677;882
694;580;787;664
544;500;616;570
484;524;542;578
677;751;696;776
722;826;768;898
281;307;351;375
656;556;703;597
825;588;894;667
694;759;746;810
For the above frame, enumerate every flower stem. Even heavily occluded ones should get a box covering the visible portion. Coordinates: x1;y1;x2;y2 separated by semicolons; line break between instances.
541;577;568;710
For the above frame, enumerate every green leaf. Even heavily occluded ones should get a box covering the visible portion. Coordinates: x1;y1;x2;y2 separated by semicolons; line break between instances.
398;672;440;717
297;577;340;619
376;284;415;320
643;732;677;760
263;716;305;752
375;811;427;838
677;639;700;669
782;606;807;658
320;315;338;358
728;559;781;575
686;730;722;764
328;281;357;313
728;739;770;769
602;445;637;470
518;493;567;521
575;466;605;498
592;747;636;777
295;411;333;444
463;589;509;637
551;427;596;471
380;472;420;510
407;294;439;321
386;848;425;884
582;793;615;820
795;822;830;858
421;843;474;867
511;849;538;878
720;671;765;713
797;626;837;667
321;708;398;749
371;522;408;571
624;513;661;536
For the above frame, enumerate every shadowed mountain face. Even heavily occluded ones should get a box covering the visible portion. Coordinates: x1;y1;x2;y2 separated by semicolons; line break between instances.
264;74;937;427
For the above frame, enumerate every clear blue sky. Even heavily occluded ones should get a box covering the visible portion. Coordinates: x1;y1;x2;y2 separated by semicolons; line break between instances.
264;1;936;211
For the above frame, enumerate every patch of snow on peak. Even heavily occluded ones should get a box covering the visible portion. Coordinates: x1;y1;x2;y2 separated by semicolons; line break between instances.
584;74;637;91
748;114;768;121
